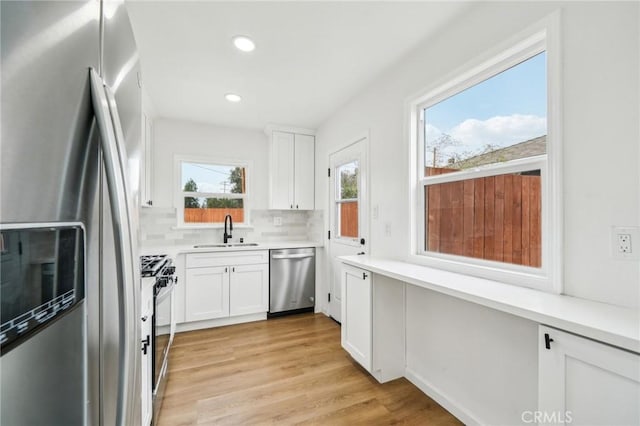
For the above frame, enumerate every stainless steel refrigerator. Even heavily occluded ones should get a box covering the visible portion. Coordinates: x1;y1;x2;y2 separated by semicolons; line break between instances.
1;1;142;425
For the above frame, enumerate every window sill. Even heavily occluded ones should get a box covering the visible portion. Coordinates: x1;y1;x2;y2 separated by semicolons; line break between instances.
172;224;254;230
338;255;640;354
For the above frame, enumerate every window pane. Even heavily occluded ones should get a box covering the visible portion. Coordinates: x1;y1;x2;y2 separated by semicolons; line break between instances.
338;201;358;238
182;162;246;194
424;170;541;268
337;161;358;200
424;52;547;176
184;197;244;224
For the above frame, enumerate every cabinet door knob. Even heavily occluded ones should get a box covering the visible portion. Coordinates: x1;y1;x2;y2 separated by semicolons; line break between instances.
362;272;368;280
296;205;299;209
544;333;554;350
225;267;228;273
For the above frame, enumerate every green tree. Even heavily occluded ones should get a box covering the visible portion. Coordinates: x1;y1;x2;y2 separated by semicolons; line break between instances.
340;167;358;199
183;178;200;208
205;198;242;208
229;167;244;194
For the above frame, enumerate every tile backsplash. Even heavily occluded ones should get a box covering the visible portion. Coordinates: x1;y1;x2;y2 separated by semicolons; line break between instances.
139;207;323;248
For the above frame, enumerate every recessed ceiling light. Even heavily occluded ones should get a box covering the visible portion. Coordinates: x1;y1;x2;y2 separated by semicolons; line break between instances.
225;93;242;103
232;35;255;52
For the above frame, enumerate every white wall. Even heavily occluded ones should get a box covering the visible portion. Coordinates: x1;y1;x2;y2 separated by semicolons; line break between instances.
315;2;639;424
151;118;269;209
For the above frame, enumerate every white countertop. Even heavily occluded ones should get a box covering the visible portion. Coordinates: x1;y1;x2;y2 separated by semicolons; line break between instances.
339;255;640;354
140;240;322;259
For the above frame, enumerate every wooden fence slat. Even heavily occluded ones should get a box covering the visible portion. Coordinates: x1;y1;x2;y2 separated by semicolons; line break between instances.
521;177;532;266
450;181;464;256
439;182;454;255
463;179;475;257
503;175;514;264
494;175;505;262
484;177;495;261
512;175;523;265
427;185;440;252
530;177;542;267
473;178;485;259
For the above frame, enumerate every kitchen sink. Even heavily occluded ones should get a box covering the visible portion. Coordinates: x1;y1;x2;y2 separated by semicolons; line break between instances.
193;243;260;248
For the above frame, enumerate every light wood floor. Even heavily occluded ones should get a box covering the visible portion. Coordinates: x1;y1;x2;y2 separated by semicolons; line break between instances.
158;313;461;425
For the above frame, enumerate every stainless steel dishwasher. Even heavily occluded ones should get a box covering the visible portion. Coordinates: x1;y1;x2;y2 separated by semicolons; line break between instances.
269;248;315;315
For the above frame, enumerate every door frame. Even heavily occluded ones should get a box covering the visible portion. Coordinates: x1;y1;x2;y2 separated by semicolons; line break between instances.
327;131;370;321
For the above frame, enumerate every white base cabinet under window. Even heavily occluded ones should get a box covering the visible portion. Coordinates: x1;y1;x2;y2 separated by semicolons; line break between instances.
340;263;405;383
538;325;640;426
185;266;230;321
185;251;269;323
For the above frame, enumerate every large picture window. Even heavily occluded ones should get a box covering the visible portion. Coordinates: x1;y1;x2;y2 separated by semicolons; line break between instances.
176;158;249;226
410;25;561;292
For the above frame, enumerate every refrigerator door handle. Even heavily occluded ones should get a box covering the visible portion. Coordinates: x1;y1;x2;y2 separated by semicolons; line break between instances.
89;68;138;426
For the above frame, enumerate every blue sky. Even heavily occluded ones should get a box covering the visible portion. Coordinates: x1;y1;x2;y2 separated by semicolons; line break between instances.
425;52;547;166
182;162;236;193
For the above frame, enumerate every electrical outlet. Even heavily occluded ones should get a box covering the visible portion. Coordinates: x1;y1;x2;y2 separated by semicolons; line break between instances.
274;216;282;226
618;234;631;253
384;222;392;237
612;226;640;260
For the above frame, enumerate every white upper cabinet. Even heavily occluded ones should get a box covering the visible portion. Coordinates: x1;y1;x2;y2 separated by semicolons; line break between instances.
270;131;295;209
268;128;315;210
293;134;315;210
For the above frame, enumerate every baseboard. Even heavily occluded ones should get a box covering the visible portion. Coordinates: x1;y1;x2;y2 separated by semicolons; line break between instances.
175;313;267;333
404;367;482;426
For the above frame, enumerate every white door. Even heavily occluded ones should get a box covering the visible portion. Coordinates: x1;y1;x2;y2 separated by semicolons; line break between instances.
185;266;230;321
229;263;269;316
328;136;368;322
538;325;640;426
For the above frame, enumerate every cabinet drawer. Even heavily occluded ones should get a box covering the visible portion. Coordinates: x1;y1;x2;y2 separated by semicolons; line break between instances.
186;250;269;268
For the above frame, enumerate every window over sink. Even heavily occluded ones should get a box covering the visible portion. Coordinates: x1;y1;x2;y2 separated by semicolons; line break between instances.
175;157;250;227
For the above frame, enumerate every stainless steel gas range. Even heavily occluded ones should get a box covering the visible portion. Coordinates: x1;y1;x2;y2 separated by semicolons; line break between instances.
140;255;176;424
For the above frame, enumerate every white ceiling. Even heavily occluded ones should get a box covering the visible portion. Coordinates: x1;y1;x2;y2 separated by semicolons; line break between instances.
126;1;471;130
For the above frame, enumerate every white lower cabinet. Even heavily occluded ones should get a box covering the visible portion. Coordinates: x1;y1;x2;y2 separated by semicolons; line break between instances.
342;264;372;370
538;325;640;426
185;266;230;321
185;251;269;323
140;282;154;426
229;264;269;316
340;264;405;383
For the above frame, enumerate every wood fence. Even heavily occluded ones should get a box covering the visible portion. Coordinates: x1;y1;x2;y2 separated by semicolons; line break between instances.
184;208;244;223
425;167;541;267
340;202;358;238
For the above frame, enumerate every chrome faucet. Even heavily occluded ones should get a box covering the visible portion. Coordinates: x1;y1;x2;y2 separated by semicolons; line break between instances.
223;214;233;243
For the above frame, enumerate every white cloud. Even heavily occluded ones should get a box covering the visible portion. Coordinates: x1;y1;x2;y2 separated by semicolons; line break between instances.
425;123;443;144
450;114;546;150
197;181;224;193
